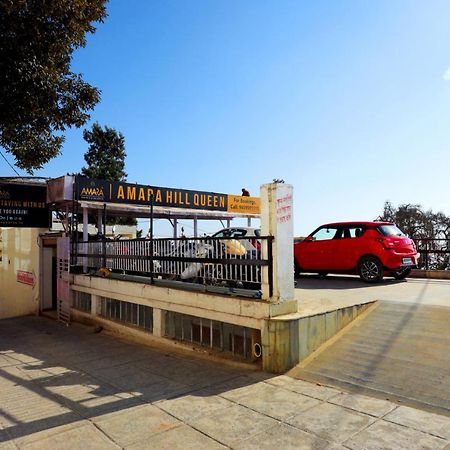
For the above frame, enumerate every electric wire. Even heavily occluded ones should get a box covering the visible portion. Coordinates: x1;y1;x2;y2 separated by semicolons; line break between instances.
0;150;21;176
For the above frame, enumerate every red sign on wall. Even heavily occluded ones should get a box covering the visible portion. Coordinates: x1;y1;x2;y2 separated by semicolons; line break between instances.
17;270;35;287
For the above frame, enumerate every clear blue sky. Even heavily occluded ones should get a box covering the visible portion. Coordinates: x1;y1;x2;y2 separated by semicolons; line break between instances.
10;0;450;234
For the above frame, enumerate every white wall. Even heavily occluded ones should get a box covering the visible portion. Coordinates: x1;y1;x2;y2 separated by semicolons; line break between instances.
0;227;42;319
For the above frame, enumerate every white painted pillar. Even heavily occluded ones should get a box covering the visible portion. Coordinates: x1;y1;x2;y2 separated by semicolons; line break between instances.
260;183;294;303
247;217;252;227
193;217;198;237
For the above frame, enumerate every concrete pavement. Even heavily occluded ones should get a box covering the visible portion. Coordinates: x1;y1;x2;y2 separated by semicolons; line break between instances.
291;301;450;416
295;275;450;308
1;316;450;449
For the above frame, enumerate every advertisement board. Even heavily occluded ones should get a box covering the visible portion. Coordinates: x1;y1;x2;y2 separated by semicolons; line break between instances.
75;177;260;215
0;183;50;228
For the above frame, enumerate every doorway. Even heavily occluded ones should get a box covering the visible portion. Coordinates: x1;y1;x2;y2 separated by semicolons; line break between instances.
41;239;58;311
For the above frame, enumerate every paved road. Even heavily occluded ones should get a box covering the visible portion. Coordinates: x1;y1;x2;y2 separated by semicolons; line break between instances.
1;316;450;449
292;276;450;417
296;275;450;307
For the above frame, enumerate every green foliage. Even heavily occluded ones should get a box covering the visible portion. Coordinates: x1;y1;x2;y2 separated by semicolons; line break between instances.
0;0;107;173
378;201;450;269
378;201;450;240
81;122;135;226
81;122;127;181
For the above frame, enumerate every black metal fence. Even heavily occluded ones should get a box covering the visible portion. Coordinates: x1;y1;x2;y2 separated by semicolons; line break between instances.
71;235;273;293
414;238;450;270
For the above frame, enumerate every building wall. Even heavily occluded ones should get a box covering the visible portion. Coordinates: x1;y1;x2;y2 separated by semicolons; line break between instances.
0;227;42;319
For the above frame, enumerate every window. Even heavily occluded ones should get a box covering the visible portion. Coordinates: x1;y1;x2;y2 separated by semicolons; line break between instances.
165;312;257;360
99;297;153;332
73;291;91;313
377;225;405;237
340;226;366;239
311;227;339;241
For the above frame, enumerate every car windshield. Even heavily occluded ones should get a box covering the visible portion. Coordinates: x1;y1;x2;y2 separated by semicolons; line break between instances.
377;225;406;237
212;228;261;238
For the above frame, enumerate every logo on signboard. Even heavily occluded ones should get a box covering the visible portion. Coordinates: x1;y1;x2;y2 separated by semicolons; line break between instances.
80;181;105;201
0;189;10;200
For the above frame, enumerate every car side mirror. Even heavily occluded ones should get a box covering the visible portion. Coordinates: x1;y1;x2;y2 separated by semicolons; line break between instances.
304;236;313;242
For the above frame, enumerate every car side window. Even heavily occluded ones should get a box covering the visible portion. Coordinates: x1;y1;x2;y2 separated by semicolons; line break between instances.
349;226;365;238
311;227;339;241
231;229;247;238
341;227;352;239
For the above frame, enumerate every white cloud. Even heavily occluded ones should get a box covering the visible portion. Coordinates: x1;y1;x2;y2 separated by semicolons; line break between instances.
443;68;450;81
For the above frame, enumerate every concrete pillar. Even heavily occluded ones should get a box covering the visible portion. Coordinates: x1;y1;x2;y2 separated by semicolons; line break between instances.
260;183;295;307
261;318;298;373
173;218;178;239
193;217;198;237
91;294;99;316
153;308;165;337
247;217;252;227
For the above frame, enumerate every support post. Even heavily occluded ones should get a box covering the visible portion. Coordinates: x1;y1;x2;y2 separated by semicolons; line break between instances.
91;294;99;316
97;210;103;235
150;194;154;284
153;308;165;337
173;218;178;239
260;183;295;309
82;207;88;273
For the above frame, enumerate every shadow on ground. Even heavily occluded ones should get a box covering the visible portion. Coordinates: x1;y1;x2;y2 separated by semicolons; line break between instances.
0;316;267;443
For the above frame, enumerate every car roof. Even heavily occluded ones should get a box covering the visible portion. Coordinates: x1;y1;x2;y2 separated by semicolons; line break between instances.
215;227;259;231
319;221;393;227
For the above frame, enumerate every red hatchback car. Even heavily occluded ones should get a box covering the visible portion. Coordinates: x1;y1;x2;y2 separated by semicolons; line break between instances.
294;221;418;283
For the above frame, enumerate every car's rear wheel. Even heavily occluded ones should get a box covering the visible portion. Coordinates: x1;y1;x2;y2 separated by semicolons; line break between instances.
358;256;383;283
393;268;412;280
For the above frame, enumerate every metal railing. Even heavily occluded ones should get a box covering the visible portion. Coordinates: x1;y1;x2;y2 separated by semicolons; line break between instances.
72;236;272;292
414;238;450;270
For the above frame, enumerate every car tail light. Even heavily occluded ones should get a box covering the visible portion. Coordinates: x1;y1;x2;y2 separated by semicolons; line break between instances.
376;238;395;249
251;238;261;251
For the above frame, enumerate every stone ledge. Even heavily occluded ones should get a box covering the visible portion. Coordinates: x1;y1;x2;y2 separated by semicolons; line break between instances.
410;270;450;279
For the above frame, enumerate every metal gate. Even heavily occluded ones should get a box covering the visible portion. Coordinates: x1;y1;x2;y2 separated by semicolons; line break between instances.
56;237;71;324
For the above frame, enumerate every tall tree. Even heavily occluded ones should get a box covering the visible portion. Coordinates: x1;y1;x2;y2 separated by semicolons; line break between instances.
81;122;135;226
0;0;107;173
81;122;127;180
377;201;450;269
377;201;450;240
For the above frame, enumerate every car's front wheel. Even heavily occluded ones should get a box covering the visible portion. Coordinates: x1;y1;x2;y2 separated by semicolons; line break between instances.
358;256;383;283
392;268;412;280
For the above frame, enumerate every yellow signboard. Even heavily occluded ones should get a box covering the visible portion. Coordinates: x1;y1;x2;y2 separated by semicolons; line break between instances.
76;177;261;215
227;195;260;215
